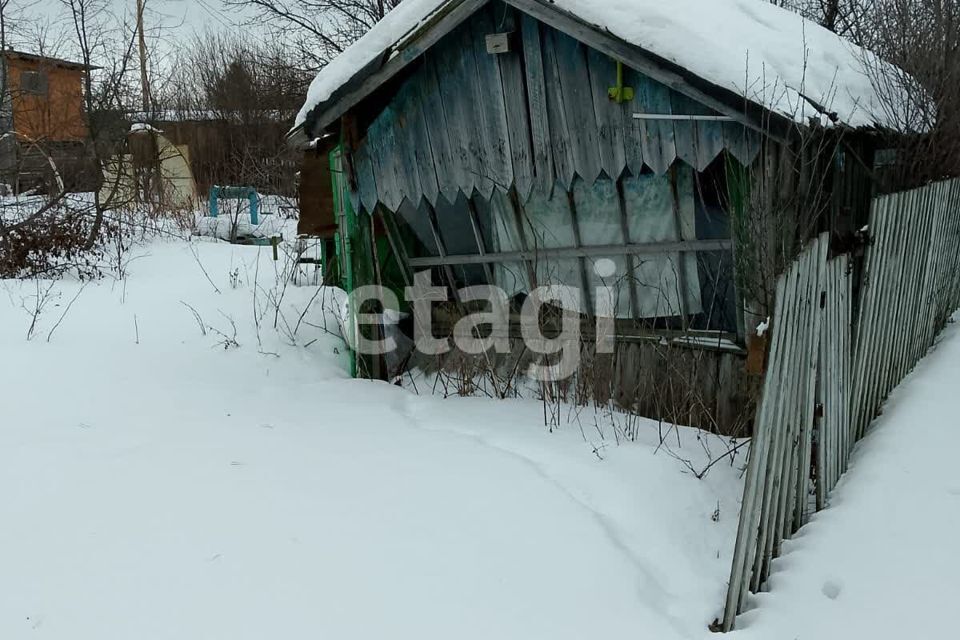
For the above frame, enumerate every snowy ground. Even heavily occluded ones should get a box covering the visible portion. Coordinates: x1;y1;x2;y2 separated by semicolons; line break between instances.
2;228;955;639
0;234;745;639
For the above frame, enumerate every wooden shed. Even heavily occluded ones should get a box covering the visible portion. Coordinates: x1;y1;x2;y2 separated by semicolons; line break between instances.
290;0;901;434
0;50;99;193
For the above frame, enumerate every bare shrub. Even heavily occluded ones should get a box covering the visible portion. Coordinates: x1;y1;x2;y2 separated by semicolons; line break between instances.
0;200;110;279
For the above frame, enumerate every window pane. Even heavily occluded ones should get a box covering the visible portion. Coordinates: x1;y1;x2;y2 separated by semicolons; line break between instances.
395;199;439;258
694;160;732;240
622;169;702;318
492;262;530;297
572;177;625;246
521;185;582;298
521;183;577;250
632;253;689;318
476;189;523;253
585;255;633;318
434;192;481;256
454;264;489;289
694;250;738;332
474;189;529;296
622;173;675;243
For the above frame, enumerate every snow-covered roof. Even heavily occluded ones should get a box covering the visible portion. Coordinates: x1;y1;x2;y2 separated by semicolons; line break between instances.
130;123;164;135
562;0;898;126
295;0;905;135
294;0;449;132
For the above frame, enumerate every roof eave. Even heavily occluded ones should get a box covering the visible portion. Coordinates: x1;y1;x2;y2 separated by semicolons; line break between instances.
3;50;99;71
300;0;488;140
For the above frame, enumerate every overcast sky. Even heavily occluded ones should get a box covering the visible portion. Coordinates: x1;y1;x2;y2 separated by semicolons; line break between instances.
14;1;253;50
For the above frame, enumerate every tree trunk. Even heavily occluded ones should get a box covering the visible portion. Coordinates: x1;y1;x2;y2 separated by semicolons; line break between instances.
822;0;841;32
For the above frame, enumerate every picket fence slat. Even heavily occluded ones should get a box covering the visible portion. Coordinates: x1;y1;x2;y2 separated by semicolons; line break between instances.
723;177;960;631
722;272;791;631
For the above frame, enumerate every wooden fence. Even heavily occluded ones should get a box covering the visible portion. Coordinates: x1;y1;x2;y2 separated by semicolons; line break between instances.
851;179;960;439
722;177;960;631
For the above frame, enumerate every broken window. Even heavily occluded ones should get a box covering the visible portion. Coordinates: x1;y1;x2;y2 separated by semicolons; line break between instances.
381;160;740;335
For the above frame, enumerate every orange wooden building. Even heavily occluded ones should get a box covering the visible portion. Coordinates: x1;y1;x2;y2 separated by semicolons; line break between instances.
1;50;99;193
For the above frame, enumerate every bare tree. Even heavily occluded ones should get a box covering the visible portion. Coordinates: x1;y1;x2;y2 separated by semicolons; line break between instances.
860;0;960;188
768;1;960;188
1;0;150;278
769;0;873;38
56;0;141;247
224;0;403;71
155;32;309;196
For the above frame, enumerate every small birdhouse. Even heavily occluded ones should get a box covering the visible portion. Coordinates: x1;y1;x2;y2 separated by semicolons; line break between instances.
485;32;512;54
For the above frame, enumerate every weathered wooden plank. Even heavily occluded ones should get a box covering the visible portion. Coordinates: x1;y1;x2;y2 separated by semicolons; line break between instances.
881;188;917;400
816;260;833;506
715;352;739;434
520;14;556;198
496;7;535;200
941;181;960;313
775;249;814;549
364;117;390;209
916;182;950;361
905;183;940;373
723;122;754;167
669;91;705;169
792;236;828;530
863;192;898;422
551;29;603;184
406;84;441;206
780;247;816;538
893;184;925;380
633;75;672;175
919;180;946;335
942;181;960;313
407;238;733;266
941;179;960;312
541;26;577;190
852;195;894;436
923;182;953;342
455;19;495;198
754;256;804;585
851;196;881;432
353;142;380;214
839;256;852;475
861;193;897;428
390;82;426;208
470;7;514;198
840;256;853;469
873;189;911;412
829;259;840;488
585;48;628;181
723;269;793;630
695;120;727;171
752;251;806;588
366;107;406;212
433;22;483;199
828;258;843;493
419;56;460;205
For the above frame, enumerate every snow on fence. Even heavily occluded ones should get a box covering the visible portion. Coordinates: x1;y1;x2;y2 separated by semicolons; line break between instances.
722;177;960;631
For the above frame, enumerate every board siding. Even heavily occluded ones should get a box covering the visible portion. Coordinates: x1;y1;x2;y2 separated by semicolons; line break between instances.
352;7;761;212
521;13;556;198
497;8;536;200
